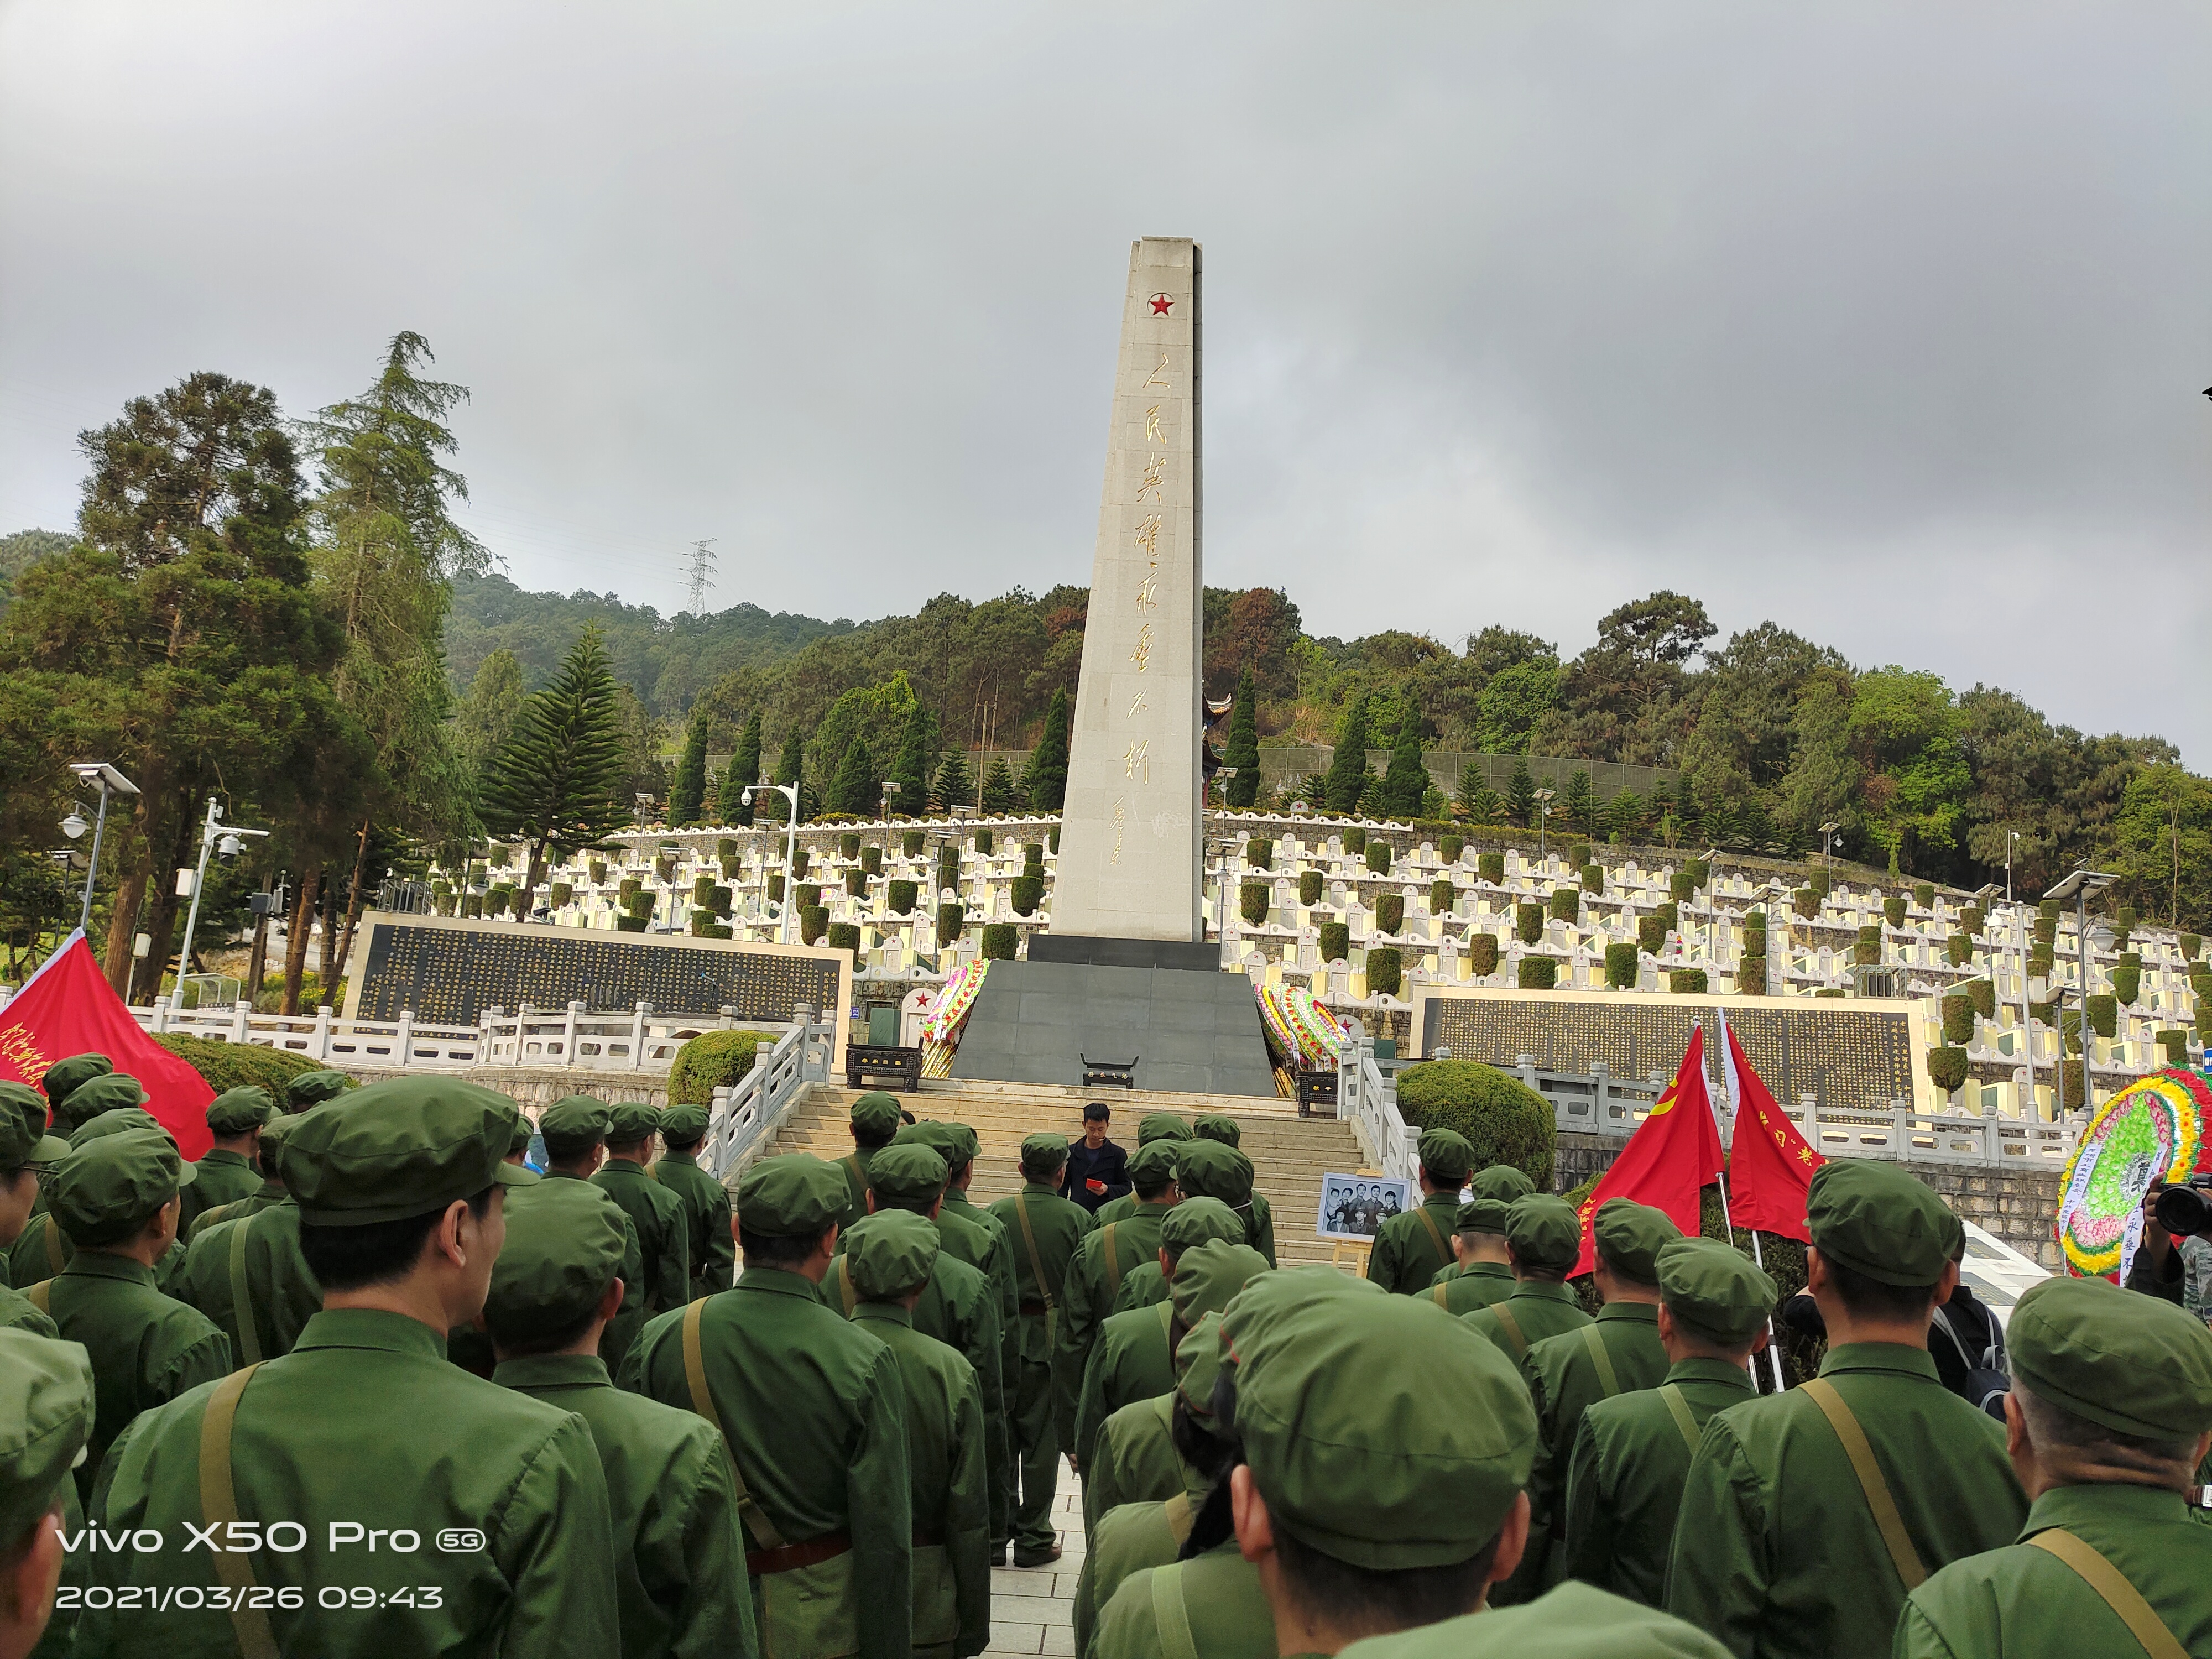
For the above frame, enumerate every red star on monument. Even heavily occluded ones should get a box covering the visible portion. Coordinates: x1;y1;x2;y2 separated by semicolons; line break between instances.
1149;293;1173;315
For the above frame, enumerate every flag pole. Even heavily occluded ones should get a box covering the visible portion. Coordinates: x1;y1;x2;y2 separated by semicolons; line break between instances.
1749;1231;1786;1392
1715;1006;1786;1391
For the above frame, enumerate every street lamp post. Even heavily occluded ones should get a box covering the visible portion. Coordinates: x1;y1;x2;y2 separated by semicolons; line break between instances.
657;842;684;934
742;779;801;944
1817;820;1840;883
2043;868;2117;1118
66;763;138;935
173;797;269;1005
881;780;901;821
1533;787;1557;860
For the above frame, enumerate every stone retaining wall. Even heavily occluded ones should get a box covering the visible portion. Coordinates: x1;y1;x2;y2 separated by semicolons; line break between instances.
336;1065;670;1113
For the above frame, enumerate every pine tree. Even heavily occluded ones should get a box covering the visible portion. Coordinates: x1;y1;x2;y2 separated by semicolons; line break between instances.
1323;696;1371;815
455;650;525;770
719;709;762;825
1507;755;1538;827
669;709;709;825
980;755;1020;815
770;727;806;824
890;702;935;815
1561;768;1597;834
830;735;878;816
1223;667;1260;809
932;749;973;813
478;626;629;915
1026;686;1071;812
1379;710;1427;819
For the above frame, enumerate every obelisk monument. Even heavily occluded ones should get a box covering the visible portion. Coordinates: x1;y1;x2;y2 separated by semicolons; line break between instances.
1049;237;1203;942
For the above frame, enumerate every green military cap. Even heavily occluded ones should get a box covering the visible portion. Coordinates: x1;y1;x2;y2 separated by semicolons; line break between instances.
0;1329;95;1552
481;1179;628;1342
1137;1112;1192;1145
51;1127;196;1245
258;1112;300;1155
736;1153;848;1238
1416;1128;1474;1182
1506;1194;1582;1272
1161;1197;1245;1256
894;1119;964;1167
0;1086;68;1168
1806;1160;1961;1287
508;1115;537;1157
56;1073;149;1126
1225;1266;1536;1568
1594;1199;1682;1282
539;1095;612;1154
604;1101;660;1142
285;1069;352;1108
1455;1197;1512;1234
849;1091;904;1139
69;1107;166;1149
1174;1138;1254;1206
205;1086;275;1135
945;1122;982;1164
1193;1114;1241;1147
279;1077;535;1227
1175;1311;1229;1426
1469;1165;1536;1204
1169;1239;1270;1324
2008;1273;2212;1441
845;1209;940;1301
40;1053;111;1104
1019;1132;1068;1176
1658;1237;1777;1346
1127;1140;1181;1188
867;1141;949;1206
660;1103;711;1141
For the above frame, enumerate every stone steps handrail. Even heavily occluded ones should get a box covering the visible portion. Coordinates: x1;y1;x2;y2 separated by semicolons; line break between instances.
706;1006;837;1180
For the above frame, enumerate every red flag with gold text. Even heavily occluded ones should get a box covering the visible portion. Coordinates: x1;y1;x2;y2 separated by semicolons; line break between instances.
1717;1010;1823;1240
0;932;215;1158
1572;1024;1725;1275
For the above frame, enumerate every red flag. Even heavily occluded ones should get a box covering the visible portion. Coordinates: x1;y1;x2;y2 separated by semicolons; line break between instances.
0;933;216;1159
1574;1024;1726;1275
1718;1011;1823;1241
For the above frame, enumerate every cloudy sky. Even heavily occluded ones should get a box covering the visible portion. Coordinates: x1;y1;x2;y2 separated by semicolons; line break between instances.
3;2;2207;760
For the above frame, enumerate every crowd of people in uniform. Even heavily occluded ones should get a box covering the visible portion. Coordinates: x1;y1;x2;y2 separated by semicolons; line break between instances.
0;1057;2206;1659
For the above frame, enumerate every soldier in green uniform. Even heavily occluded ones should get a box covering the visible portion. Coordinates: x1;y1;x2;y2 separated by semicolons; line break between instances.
1076;1237;1267;1470
538;1096;651;1369
45;1071;141;1140
653;1102;735;1299
484;1175;758;1659
988;1133;1092;1568
1173;1137;1275;1269
1108;1194;1244;1316
1365;1129;1473;1294
1335;1585;1732;1659
836;1091;904;1231
76;1074;624;1658
445;1114;537;1379
38;1053;111;1118
1427;1165;1532;1302
1462;1194;1595;1361
184;1112;296;1243
1192;1115;1276;1264
283;1067;351;1111
1094;1115;1192;1228
0;1086;67;1291
1056;1140;1181;1454
1893;1274;2212;1659
1665;1160;2029;1659
178;1087;271;1234
170;1139;322;1366
0;1329;95;1659
1500;1198;1681;1604
28;1129;230;1493
846;1210;991;1659
622;1152;913;1659
1562;1236;1775;1606
594;1101;691;1335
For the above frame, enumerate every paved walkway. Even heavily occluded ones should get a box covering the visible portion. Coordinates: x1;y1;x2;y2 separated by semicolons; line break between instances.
986;1483;1084;1656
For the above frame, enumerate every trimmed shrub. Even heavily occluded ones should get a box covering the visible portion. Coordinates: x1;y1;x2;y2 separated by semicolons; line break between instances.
1959;904;1983;937
2086;993;2117;1039
844;870;866;899
800;905;830;945
1670;968;1708;994
716;837;737;861
1807;871;1830;900
488;844;512;869
1670;872;1694;902
1656;902;1679;935
1010;875;1044;917
588;860;608;886
667;1030;776;1104
902;830;926;857
1793;888;1818;920
1343;827;1366;855
1048;826;1060;854
888;879;918;915
797;882;821;913
485;885;514;919
1814;988;1847;999
2182;933;2202;962
2112;964;2141;1005
827;922;862;965
1946;934;1973;967
1376;894;1405;933
1298;870;1324;907
1686;859;1710;890
688;912;714;937
1518;956;1558;990
708;884;733;917
1440;835;1465;863
2157;1029;2190;1065
1854;925;1882;967
692;874;715;906
1240;881;1271;928
980;922;1018;961
1478;852;1505;884
936;850;960;894
937;902;964;943
1568;843;1591;870
766;874;785;904
549;882;573;909
1319;922;1351;964
1639;915;1666;954
1548;886;1578;925
720;853;740;879
1245;838;1274;870
154;1034;342;1098
2028;945;2053;979
1913;882;1934;910
838;833;861;860
1926;1048;1970;1094
1366;840;1392;875
1960;979;1994;1020
614;914;646;932
1738;953;1766;995
1469;935;1500;977
1430;879;1455;915
861;846;883;877
1582;863;1604;895
1366;947;1402;997
1605;941;1639;989
1883;896;1906;928
1516;902;1545;946
972;827;994;856
1022;842;1044;873
618;877;641;904
2117;904;2137;932
653;855;675;884
790;847;810;880
1396;1061;1556;1187
1942;994;1975;1046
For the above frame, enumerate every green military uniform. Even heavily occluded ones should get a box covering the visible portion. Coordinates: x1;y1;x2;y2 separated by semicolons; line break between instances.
1428;1165;1536;1309
178;1086;274;1235
1055;1141;1181;1452
1665;1161;2028;1659
39;1052;113;1118
1366;1128;1473;1294
486;1176;758;1659
0;1327;96;1659
623;1152;913;1659
0;1284;58;1338
1105;1197;1244;1319
75;1075;623;1658
653;1103;736;1299
171;1198;321;1366
1893;1273;2212;1659
1093;1115;1191;1227
1337;1582;1733;1658
539;1097;654;1369
1463;1194;1596;1360
184;1110;296;1245
847;1210;991;1659
1173;1135;1275;1269
836;1092;904;1231
593;1105;692;1319
283;1067;351;1110
988;1134;1093;1564
1076;1236;1266;1468
1501;1200;1681;1605
1563;1238;1776;1606
52;1074;148;1139
0;1084;69;1295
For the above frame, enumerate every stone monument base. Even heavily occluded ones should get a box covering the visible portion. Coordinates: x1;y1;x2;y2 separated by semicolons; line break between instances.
950;953;1278;1098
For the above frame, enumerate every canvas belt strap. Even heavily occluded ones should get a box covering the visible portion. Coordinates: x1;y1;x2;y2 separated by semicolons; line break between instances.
199;1363;278;1659
2026;1530;2186;1659
1493;1303;1530;1359
1580;1324;1622;1397
835;1256;858;1316
1163;1490;1193;1548
1012;1195;1057;1346
1658;1384;1700;1454
44;1215;63;1275
1432;1282;1450;1308
1103;1223;1122;1300
1149;1561;1199;1659
681;1298;787;1551
227;1220;262;1366
1415;1207;1449;1271
25;1281;50;1314
1801;1379;1924;1589
747;1533;852;1577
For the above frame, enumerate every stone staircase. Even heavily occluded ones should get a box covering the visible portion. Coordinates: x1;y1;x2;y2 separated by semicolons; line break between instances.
763;1078;1367;1265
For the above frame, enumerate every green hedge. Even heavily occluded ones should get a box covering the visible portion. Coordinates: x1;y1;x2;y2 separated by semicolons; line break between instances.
2112;964;2141;1005
1377;894;1405;934
980;922;1018;961
2157;1029;2190;1066
588;860;607;886
1241;881;1271;927
1298;870;1324;906
1670;872;1694;902
902;830;926;857
1049;826;1060;854
1807;870;1830;900
1548;887;1578;924
1947;933;1973;967
1854;926;1882;966
2182;933;2202;962
766;874;785;904
844;869;867;899
1022;842;1044;873
1942;994;1975;1045
1395;1061;1554;1187
839;833;861;859
888;879;918;915
653;856;674;884
1964;979;1996;1020
549;882;573;909
936;850;959;894
1959;904;1983;937
1670;968;1708;994
1519;956;1557;990
2086;993;2117;1039
1926;1047;1970;1094
1319;922;1351;963
972;827;994;856
1441;835;1465;863
1366;841;1392;875
797;882;821;912
1793;888;1818;920
622;890;655;921
1469;935;1500;977
1605;941;1639;989
1516;902;1544;946
827;922;862;965
1366;947;1402;997
1010;875;1044;916
614;915;647;932
1686;859;1710;890
790;847;810;879
1908;882;1931;909
1738;953;1766;994
2029;945;2053;979
1884;896;1906;928
485;886;513;918
861;846;883;877
1340;826;1366;854
1245;838;1274;870
1639;914;1665;954
692;874;714;906
1655;901;1679;934
1479;852;1505;884
937;902;964;943
1430;879;1455;915
800;905;829;945
153;1035;343;1099
1582;863;1604;895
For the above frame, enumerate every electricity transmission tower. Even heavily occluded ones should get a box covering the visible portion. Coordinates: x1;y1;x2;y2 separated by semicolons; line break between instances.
681;538;717;615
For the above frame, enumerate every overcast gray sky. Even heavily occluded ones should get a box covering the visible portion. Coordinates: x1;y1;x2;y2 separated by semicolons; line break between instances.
4;2;2207;760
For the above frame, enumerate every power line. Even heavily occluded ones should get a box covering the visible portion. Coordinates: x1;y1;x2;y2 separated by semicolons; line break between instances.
681;537;717;616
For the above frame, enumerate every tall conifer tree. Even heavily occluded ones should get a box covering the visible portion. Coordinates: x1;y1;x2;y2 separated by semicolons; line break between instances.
1379;711;1428;819
669;709;709;825
478;626;628;915
719;709;762;825
1224;666;1261;808
1324;696;1371;815
1026;686;1071;812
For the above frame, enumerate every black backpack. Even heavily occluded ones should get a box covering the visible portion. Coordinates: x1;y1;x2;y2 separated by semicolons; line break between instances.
1931;1293;2010;1418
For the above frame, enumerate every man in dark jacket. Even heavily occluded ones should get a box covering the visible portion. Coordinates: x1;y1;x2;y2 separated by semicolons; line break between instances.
1060;1104;1130;1217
